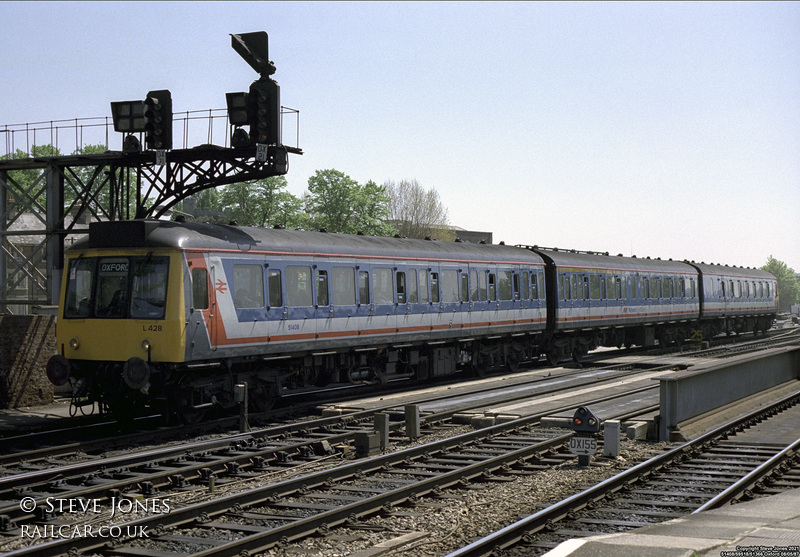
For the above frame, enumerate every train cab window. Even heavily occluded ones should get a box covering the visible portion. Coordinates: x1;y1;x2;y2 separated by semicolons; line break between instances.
268;269;282;307
531;272;539;300
358;271;370;305
407;269;418;303
396;271;406;304
316;270;329;306
461;273;469;302
192;268;209;310
233;264;264;309
418;270;429;303
431;272;440;303
522;272;530;301
286;266;312;307
470;270;480;301
64;258;94;318
95;258;130;317
332;267;355;305
488;273;496;301
373;267;393;304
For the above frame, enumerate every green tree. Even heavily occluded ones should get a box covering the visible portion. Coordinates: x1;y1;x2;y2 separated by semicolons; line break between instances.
304;169;395;236
761;256;800;312
218;176;305;228
384;178;454;240
1;145;63;211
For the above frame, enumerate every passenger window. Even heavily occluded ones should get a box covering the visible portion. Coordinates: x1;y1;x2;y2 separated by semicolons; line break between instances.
332;267;355;305
461;273;469;302
358;271;370;305
418;270;429;303
498;271;513;301
571;275;579;300
233;264;264;309
431;272;440;303
479;271;487;301
590;275;600;300
441;270;458;303
268;270;282;307
192;268;208;310
531;273;539;300
373;267;393;304
286;265;312;307
690;279;696;299
616;278;622;299
522;272;530;300
407;270;418;303
606;276;616;300
558;274;565;301
316;270;329;306
396;271;406;304
470;270;479;301
583;276;589;300
488;273;496;301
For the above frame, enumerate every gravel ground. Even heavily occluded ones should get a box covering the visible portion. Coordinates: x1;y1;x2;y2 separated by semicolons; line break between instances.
1;422;669;557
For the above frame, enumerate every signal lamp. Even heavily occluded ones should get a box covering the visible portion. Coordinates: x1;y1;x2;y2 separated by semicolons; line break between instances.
226;92;249;126
111;101;146;133
248;77;280;145
143;89;173;150
69;338;80;350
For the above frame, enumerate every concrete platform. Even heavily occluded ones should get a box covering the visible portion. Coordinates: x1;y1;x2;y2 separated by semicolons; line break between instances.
0;396;89;433
543;487;800;557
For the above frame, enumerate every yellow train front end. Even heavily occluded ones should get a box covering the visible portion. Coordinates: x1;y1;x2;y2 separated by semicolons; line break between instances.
47;246;187;418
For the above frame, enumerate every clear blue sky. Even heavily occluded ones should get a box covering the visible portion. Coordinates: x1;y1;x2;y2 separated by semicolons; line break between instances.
2;2;798;271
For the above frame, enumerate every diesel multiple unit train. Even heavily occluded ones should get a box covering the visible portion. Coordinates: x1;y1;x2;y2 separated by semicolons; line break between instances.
46;220;778;421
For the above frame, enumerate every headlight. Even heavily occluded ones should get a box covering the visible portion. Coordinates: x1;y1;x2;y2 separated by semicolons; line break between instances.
142;339;151;351
69;338;80;350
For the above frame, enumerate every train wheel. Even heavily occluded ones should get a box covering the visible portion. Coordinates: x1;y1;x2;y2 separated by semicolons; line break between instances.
250;381;278;413
546;350;560;367
177;405;207;425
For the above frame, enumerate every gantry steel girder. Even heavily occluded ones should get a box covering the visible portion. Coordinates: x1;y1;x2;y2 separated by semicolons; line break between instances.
0;144;295;313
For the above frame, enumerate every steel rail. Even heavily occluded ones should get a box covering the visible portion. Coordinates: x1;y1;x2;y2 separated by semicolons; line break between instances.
446;387;800;557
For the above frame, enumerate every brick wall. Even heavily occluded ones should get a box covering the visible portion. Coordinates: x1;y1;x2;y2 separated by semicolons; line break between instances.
0;315;55;408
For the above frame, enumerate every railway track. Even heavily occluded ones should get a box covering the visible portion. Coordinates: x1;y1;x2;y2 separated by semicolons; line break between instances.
0;380;665;556
448;388;800;557
1;333;795;555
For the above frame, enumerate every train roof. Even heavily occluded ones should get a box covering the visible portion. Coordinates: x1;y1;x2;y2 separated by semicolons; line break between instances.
529;246;697;275
688;262;776;281
70;220;545;266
